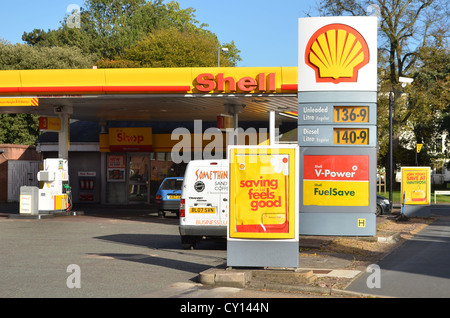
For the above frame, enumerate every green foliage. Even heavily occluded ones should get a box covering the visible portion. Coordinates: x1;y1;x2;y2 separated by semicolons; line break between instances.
0;42;98;145
21;0;241;68
0;114;39;145
96;58;141;68
120;28;240;67
21;0;239;64
0;43;97;70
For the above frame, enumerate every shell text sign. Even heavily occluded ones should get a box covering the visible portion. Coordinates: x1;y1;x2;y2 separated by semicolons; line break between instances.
305;24;370;84
229;148;297;239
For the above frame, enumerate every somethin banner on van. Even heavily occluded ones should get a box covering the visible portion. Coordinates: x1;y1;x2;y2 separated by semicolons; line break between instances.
401;167;430;205
303;155;369;206
229;146;298;239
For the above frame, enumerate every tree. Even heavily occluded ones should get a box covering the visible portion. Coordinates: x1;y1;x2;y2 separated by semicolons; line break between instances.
0;114;40;145
0;41;97;144
113;28;240;68
409;47;449;148
22;0;224;61
23;0;241;66
0;42;97;70
318;0;449;173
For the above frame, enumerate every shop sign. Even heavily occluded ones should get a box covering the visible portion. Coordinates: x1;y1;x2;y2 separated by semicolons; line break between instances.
109;127;152;152
401;167;430;205
195;73;275;93
229;146;298;239
303;155;369;206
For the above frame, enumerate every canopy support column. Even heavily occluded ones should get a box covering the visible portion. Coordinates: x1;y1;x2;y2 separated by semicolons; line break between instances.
55;106;72;160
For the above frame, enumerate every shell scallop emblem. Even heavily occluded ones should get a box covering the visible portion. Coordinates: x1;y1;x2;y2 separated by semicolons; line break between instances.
305;24;370;84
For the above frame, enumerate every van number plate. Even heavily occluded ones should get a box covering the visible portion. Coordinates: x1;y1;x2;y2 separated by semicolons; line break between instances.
190;207;216;214
168;195;181;199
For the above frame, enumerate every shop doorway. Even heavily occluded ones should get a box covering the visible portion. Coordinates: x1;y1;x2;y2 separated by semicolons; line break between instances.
128;154;150;204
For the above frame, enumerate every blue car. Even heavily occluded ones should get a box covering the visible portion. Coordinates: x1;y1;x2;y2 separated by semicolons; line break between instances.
155;177;184;217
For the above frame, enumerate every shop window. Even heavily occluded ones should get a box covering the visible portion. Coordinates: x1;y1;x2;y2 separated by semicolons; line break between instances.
157;153;165;161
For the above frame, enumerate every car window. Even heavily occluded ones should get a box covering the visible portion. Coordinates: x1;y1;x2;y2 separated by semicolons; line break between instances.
174;180;183;190
160;179;183;190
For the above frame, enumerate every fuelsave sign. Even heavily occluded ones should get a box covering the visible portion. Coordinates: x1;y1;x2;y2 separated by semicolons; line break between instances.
303;155;369;206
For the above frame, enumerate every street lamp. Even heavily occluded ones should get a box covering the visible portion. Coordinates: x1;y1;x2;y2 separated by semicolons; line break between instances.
218;47;229;67
388;76;413;210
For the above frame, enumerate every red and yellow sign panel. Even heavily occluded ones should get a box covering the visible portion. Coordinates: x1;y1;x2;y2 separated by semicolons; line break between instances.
303;155;369;206
305;24;370;84
401;167;430;205
0;97;38;106
229;147;297;239
39;117;61;131
108;127;152;152
298;17;378;92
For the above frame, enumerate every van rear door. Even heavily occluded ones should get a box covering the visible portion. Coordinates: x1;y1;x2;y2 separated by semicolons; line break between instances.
184;160;228;228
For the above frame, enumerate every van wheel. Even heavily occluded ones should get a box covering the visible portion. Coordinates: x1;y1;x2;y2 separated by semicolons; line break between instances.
158;211;165;218
181;236;197;250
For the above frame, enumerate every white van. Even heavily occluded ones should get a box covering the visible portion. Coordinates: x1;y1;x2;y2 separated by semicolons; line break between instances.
179;159;229;249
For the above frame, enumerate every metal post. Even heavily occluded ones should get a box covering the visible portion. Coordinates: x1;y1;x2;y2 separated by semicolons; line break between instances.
218;47;228;67
389;91;393;209
415;143;418;166
269;111;275;145
58;113;70;160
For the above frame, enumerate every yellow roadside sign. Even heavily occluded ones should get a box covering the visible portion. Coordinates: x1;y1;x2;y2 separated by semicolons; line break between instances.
417;144;423;153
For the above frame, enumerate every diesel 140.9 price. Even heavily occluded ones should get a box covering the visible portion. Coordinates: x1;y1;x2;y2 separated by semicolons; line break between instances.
334;128;369;145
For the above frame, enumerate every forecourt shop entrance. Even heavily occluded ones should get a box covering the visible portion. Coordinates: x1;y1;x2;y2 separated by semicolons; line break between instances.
0;67;298;205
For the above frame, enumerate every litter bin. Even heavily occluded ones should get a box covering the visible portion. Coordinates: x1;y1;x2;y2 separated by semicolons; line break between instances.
19;186;39;215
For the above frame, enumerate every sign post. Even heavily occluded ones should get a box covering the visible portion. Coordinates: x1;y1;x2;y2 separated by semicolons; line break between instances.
227;145;299;268
298;16;378;236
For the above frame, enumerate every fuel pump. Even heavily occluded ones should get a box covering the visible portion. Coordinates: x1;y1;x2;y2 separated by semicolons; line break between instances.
37;158;70;212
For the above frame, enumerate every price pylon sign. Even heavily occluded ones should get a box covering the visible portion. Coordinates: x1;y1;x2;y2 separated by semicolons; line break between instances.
298;16;378;236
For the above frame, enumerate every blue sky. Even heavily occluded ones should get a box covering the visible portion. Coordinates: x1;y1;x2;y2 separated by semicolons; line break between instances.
0;0;319;67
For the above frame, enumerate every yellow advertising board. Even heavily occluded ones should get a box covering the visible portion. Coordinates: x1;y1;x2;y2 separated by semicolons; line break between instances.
401;167;430;205
229;146;298;239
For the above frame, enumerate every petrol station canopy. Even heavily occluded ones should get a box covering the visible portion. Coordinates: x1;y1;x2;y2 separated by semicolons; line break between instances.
0;67;299;122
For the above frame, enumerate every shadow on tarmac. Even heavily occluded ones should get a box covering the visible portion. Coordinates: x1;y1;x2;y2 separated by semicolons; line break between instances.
0;202;182;224
85;252;217;275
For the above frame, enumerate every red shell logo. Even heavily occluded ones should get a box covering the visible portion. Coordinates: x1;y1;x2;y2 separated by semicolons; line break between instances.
305;24;370;84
